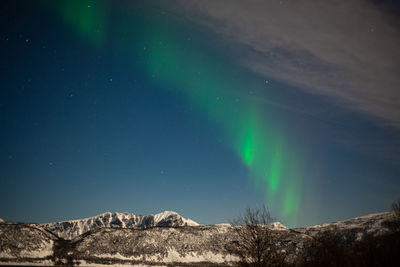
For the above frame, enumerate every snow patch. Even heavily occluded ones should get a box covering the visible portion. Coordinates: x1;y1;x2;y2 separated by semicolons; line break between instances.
93;250;239;264
0;260;54;266
78;260;165;267
183;218;199;226
0;240;54;259
163;249;239;263
270;222;288;230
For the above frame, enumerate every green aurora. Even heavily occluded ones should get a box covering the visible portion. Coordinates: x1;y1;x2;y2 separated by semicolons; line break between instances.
43;0;303;226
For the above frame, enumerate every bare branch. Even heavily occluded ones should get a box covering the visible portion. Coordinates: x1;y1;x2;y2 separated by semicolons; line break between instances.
229;205;284;266
392;199;400;216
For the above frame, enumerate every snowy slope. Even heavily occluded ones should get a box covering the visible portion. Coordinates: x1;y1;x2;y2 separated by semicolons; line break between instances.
1;211;398;266
41;211;198;239
0;223;56;266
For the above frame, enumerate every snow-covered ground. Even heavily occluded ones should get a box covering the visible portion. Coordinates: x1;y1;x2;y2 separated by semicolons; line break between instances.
1;211;398;266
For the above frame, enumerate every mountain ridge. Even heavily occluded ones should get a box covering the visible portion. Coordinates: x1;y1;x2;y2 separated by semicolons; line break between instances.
40;210;199;240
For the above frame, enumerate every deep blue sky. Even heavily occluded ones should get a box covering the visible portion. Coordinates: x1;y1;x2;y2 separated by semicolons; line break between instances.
0;0;399;227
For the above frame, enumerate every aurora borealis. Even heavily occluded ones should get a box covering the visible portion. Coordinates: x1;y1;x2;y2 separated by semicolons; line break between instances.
1;0;400;227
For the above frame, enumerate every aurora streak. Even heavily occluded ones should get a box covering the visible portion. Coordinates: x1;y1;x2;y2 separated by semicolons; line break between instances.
43;0;303;225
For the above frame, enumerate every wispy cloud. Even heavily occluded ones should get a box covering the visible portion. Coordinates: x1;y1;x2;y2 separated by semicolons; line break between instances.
178;0;400;126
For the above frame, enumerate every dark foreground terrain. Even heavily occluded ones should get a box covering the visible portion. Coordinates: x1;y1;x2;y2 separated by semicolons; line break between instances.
0;212;399;266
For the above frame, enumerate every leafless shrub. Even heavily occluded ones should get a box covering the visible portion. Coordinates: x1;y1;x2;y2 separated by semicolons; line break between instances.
392;199;400;216
302;230;348;267
386;198;400;232
302;229;400;267
229;205;286;267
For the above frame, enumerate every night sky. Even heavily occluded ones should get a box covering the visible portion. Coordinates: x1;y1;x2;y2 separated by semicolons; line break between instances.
1;0;399;227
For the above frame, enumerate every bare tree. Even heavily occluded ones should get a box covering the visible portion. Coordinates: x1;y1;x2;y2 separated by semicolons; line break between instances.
392;199;400;216
390;198;400;232
230;205;285;267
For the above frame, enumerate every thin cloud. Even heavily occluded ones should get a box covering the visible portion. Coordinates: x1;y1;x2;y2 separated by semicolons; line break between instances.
178;0;400;126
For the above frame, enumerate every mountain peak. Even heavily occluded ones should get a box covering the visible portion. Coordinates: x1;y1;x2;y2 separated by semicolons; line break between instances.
153;210;178;221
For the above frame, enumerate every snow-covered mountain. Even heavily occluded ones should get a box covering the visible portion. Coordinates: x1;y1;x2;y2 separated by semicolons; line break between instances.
41;211;199;240
1;212;398;266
